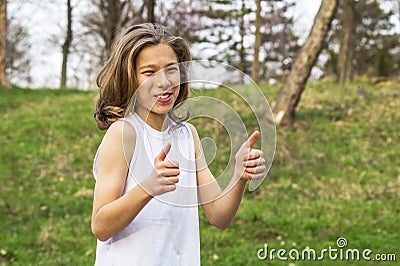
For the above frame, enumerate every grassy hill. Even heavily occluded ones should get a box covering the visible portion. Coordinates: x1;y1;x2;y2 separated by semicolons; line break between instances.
0;79;399;265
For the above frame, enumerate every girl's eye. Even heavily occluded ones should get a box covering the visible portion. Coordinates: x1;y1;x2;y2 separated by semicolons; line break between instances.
166;67;178;73
142;70;155;75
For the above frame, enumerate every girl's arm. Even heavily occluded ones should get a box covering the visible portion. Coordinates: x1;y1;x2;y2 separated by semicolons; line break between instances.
91;121;151;241
91;121;179;241
188;124;266;230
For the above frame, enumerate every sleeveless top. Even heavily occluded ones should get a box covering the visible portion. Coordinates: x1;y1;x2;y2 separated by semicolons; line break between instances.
93;113;200;266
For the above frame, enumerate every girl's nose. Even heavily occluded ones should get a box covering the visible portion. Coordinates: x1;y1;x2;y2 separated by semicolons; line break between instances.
154;70;170;90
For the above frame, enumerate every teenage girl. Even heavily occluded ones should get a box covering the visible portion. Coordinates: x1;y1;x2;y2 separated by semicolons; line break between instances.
91;23;266;265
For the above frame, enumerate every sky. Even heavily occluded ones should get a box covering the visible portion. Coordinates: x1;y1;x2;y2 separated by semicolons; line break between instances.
13;0;397;89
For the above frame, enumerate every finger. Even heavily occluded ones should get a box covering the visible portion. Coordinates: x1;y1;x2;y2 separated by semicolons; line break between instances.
250;172;266;180
246;130;260;148
155;143;171;163
163;176;180;184
161;184;177;193
243;150;263;161
163;160;179;168
242;171;266;180
155;159;179;169
243;157;265;167
159;168;180;177
245;164;266;175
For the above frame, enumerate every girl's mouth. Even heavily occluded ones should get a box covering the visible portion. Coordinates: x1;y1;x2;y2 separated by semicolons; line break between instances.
156;92;173;103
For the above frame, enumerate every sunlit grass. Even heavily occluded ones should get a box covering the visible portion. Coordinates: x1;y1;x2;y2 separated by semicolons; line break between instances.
0;78;399;265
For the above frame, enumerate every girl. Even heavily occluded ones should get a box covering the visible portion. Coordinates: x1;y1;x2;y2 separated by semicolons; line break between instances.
92;23;266;265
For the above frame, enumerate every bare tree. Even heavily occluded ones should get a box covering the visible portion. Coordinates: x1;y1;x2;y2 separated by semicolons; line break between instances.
238;0;246;83
0;0;11;88
251;0;261;83
146;0;155;23
6;18;31;86
337;0;355;84
81;0;145;63
272;0;338;129
60;0;72;88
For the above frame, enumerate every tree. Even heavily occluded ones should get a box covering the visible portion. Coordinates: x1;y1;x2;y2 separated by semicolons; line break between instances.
251;0;261;83
6;17;31;86
375;47;393;77
238;0;246;83
351;0;397;77
169;0;246;72
272;0;338;129
81;0;145;63
260;1;298;81
146;0;155;23
337;0;355;84
0;0;11;88
60;0;73;88
325;0;398;79
170;0;297;83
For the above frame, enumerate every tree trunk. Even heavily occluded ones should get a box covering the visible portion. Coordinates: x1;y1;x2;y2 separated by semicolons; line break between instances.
251;0;261;83
83;0;141;64
0;0;11;89
337;0;355;85
272;0;338;129
238;0;246;84
147;0;155;23
60;0;72;88
106;0;122;53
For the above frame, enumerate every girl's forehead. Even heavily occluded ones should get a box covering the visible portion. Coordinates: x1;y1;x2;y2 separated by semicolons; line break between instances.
136;43;178;67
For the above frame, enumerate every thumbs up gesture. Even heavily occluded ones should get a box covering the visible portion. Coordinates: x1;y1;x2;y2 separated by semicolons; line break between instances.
235;131;266;180
141;143;180;196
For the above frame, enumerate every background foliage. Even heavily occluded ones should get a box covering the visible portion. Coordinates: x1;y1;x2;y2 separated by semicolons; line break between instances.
1;78;399;265
4;0;400;88
1;0;399;265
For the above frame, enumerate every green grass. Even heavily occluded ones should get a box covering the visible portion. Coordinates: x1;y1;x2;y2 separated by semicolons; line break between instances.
0;79;399;265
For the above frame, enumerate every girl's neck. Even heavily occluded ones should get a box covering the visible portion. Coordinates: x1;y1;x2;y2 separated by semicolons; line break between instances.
136;109;169;132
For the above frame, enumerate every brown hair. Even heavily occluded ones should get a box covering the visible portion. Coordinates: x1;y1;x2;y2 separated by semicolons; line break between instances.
94;23;192;130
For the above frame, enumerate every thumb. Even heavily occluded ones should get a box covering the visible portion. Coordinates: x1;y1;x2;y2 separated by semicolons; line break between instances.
155;143;171;163
246;131;260;148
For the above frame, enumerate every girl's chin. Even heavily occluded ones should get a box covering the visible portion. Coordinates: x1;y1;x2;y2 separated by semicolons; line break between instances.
152;107;174;116
136;98;177;117
147;103;175;115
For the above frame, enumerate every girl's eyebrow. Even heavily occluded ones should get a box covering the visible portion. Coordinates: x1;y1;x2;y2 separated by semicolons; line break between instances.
137;61;178;70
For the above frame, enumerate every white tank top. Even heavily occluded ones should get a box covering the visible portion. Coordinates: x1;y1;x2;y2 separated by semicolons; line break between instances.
93;113;200;266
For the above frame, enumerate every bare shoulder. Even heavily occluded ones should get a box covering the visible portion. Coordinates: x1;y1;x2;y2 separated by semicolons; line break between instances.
186;122;200;142
186;122;203;160
99;120;137;161
103;120;136;142
93;120;137;223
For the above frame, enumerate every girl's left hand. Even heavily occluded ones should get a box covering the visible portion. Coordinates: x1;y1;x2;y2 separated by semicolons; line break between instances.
234;131;266;180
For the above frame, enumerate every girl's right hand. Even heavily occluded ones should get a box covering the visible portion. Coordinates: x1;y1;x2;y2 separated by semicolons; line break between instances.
234;131;266;180
140;143;180;196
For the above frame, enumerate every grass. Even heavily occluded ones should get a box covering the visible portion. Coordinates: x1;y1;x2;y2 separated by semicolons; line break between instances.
0;79;399;265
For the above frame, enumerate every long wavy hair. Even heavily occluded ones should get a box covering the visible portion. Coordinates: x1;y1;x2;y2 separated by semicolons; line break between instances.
94;23;192;130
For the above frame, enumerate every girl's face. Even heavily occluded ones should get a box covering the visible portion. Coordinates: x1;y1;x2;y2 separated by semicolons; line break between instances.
134;43;180;123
